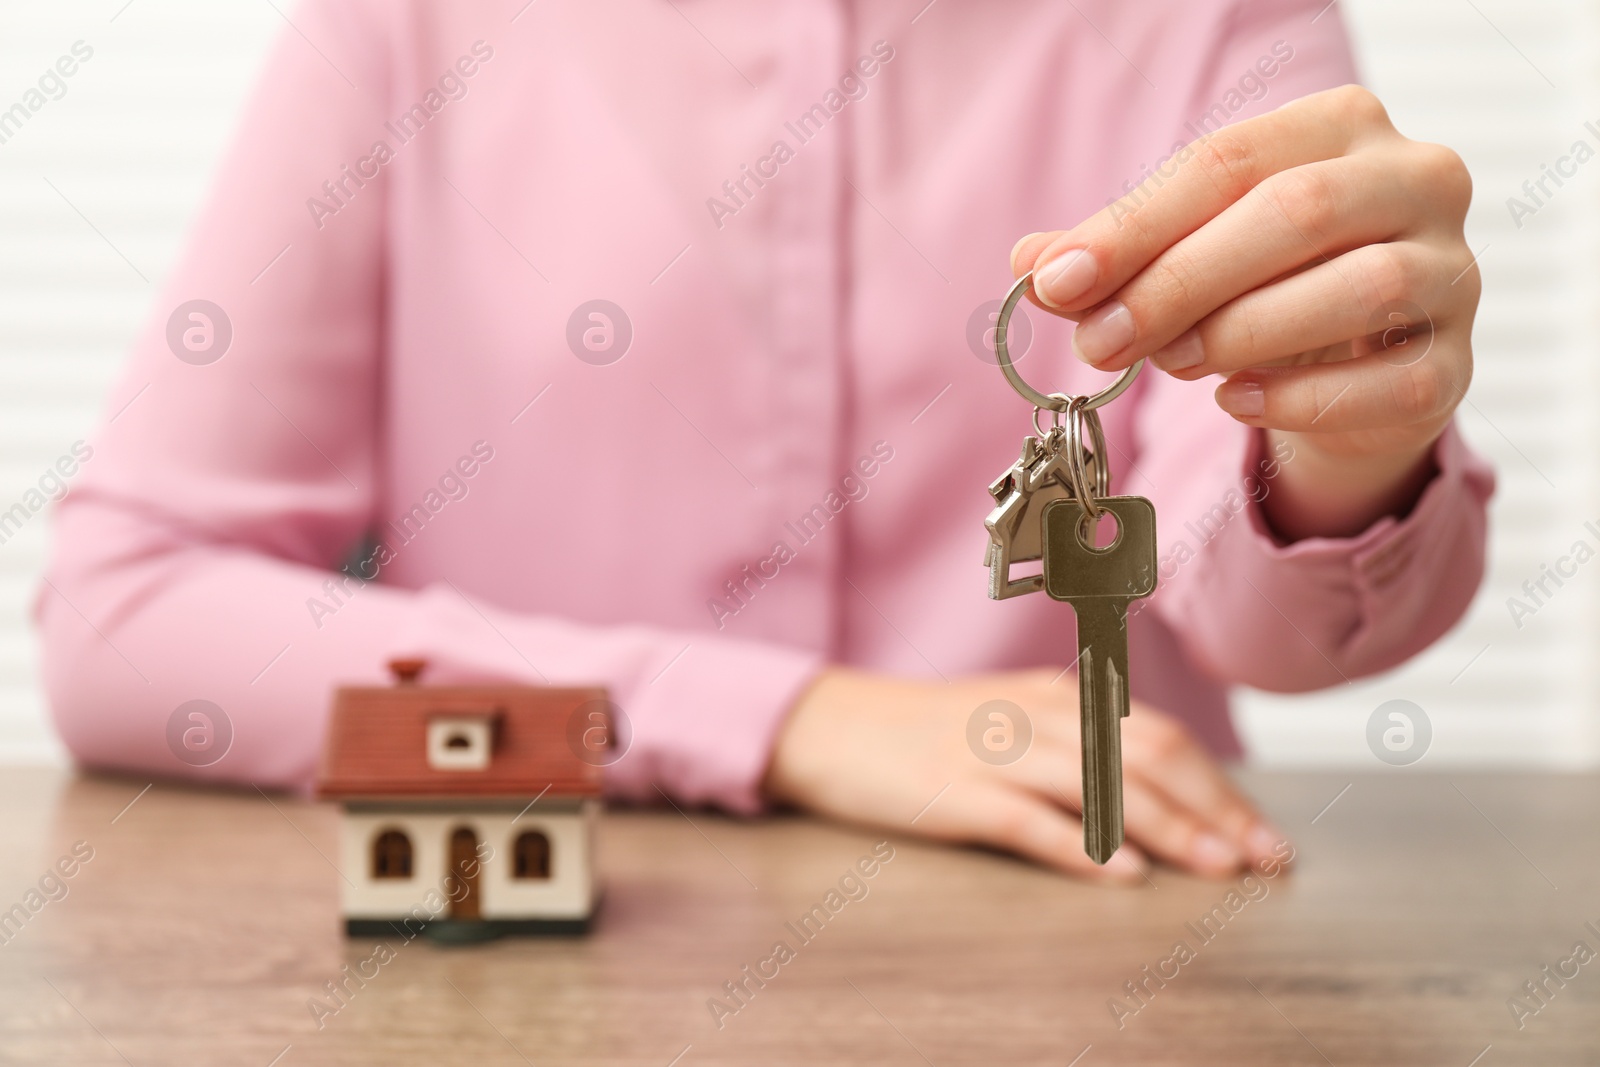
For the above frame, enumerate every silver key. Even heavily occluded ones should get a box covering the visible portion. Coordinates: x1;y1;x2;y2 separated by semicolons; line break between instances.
983;430;1098;599
1041;495;1157;864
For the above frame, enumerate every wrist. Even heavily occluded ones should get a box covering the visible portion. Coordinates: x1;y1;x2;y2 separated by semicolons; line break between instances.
760;666;853;808
1257;427;1441;542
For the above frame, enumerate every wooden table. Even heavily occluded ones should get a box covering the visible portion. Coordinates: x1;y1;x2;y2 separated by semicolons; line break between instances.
1;767;1596;1066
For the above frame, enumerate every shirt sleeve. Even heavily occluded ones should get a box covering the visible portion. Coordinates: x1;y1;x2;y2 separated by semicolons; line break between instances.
1138;378;1495;691
32;0;821;814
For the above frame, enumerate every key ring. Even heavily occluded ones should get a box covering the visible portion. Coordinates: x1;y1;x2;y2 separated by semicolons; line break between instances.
1031;393;1068;438
994;270;1143;413
1066;396;1109;517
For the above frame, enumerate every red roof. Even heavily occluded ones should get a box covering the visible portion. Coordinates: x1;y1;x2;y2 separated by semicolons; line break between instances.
317;680;608;800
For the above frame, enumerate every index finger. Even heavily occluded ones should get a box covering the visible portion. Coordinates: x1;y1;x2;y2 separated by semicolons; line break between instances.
1013;84;1391;314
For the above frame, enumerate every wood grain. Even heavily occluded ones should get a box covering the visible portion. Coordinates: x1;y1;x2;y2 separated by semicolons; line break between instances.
0;768;1596;1065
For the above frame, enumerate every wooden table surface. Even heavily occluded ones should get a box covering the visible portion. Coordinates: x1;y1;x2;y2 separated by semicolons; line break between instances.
1;767;1597;1066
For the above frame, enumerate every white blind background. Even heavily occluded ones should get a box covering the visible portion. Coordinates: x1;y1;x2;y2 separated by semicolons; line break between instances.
0;1;1594;766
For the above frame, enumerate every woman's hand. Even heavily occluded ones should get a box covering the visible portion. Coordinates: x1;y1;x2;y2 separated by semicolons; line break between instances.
762;667;1289;884
1011;84;1478;541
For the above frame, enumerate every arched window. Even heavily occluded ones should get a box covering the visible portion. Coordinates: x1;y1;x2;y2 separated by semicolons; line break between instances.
513;831;551;880
371;829;413;879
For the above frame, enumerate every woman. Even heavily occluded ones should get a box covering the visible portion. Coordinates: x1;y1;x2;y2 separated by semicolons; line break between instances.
38;0;1492;882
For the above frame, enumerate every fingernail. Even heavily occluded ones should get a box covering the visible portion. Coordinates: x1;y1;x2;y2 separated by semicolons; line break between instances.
1034;248;1098;308
1010;232;1044;274
1192;833;1241;871
1072;301;1135;366
1247;824;1283;860
1216;380;1265;417
1151;328;1205;372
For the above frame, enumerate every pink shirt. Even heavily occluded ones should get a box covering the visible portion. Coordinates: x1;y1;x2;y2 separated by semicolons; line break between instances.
37;0;1493;812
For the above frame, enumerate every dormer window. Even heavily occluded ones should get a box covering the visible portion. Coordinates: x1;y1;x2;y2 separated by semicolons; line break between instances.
426;714;495;770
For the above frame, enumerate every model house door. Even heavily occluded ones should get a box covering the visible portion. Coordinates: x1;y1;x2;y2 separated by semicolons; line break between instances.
448;827;481;920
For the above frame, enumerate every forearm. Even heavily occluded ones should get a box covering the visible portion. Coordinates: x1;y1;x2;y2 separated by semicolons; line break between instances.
38;499;822;811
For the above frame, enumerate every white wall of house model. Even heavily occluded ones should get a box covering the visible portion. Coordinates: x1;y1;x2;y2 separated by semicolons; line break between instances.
337;803;598;923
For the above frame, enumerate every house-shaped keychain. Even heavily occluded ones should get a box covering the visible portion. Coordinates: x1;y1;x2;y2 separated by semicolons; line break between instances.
317;658;609;940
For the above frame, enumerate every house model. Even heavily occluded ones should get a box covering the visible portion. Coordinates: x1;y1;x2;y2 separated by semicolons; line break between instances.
317;658;608;939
